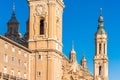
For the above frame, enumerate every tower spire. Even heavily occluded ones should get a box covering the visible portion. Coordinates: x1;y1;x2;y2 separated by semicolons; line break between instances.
100;8;102;16
81;51;87;69
94;8;108;80
97;8;106;34
72;41;74;50
5;0;21;40
71;41;76;53
82;51;86;60
98;8;104;25
12;0;15;13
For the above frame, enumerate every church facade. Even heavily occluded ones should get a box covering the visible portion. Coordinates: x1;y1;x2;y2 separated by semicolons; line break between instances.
0;0;108;80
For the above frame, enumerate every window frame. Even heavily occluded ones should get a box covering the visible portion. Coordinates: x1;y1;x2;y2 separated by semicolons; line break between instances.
40;18;45;35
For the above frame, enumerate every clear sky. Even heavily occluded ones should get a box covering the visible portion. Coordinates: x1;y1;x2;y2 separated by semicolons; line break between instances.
0;0;120;80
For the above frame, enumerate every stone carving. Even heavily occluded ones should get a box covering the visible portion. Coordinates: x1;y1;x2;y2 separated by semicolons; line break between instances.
36;5;46;15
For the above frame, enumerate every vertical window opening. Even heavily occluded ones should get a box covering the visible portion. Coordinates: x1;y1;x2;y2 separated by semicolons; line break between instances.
37;71;41;77
40;19;44;35
12;57;14;64
3;66;7;74
99;66;102;75
4;54;8;62
18;59;21;66
99;43;102;54
104;43;106;54
18;71;21;78
38;55;41;60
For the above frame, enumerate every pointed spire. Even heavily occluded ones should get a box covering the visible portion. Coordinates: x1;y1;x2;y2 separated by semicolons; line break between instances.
71;41;76;53
82;51;86;61
97;8;106;34
98;8;104;24
8;1;18;23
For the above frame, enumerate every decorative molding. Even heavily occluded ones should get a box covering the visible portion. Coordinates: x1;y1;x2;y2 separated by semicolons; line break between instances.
35;4;46;16
48;1;56;6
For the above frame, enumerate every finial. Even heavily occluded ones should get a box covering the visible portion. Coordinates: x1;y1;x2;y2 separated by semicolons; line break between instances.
100;8;102;16
82;51;85;58
82;51;86;60
71;41;76;53
12;0;15;13
72;41;74;50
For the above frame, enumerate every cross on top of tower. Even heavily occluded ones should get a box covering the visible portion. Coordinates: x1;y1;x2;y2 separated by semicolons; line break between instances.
100;8;102;16
12;1;15;13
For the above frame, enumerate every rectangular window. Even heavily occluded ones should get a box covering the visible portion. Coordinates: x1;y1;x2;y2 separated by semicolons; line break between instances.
12;57;14;64
18;50;21;55
4;43;8;49
18;59;21;66
99;66;102;75
4;54;8;62
24;53;27;57
18;71;21;78
12;47;15;52
38;55;42;60
99;43;102;54
3;66;7;74
37;71;41;77
11;70;14;76
24;73;27;79
104;43;106;54
40;19;44;35
24;63;27;70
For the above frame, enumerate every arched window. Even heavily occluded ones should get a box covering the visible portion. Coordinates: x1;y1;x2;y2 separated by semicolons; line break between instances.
99;66;102;75
99;43;102;54
40;19;44;35
104;43;106;54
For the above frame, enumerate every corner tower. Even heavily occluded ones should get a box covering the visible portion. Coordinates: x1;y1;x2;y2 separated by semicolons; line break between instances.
94;8;108;80
27;0;65;80
5;2;22;43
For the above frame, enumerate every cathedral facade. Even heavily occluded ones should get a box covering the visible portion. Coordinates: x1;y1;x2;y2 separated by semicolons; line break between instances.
0;0;108;80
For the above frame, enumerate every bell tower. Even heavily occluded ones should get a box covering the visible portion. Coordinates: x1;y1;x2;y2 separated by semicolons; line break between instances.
94;8;108;80
27;0;64;51
27;0;64;80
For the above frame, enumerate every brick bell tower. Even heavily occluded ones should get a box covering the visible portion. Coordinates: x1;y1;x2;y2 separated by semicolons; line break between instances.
26;0;64;80
94;8;108;80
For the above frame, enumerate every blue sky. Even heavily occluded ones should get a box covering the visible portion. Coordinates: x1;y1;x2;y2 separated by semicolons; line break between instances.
0;0;120;80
